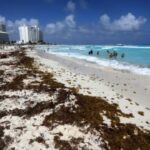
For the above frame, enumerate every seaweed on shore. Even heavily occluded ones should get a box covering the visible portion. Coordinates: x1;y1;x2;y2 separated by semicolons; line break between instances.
0;126;5;150
0;74;27;91
0;70;4;76
43;91;150;150
0;47;150;150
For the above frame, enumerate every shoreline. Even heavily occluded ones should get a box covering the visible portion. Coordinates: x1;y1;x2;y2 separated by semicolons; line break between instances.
27;47;150;130
36;45;150;76
28;49;150;130
0;46;150;149
35;49;150;108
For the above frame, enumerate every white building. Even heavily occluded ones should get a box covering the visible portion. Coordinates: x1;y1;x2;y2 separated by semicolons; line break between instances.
19;25;42;43
0;24;6;32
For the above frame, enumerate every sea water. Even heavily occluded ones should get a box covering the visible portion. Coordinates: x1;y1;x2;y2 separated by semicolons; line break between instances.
36;45;150;76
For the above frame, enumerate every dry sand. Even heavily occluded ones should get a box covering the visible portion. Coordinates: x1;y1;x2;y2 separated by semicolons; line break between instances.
0;46;150;149
35;49;150;108
27;48;150;130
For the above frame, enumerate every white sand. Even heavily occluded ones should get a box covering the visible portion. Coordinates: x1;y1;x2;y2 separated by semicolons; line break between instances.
28;48;150;130
0;46;150;149
34;49;150;108
0;47;104;149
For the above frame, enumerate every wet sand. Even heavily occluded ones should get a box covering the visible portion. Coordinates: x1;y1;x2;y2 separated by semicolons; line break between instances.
0;46;150;149
35;49;150;108
26;48;150;130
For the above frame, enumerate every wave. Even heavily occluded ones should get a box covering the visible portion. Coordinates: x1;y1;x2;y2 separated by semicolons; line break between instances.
101;45;150;49
36;45;150;76
49;51;150;76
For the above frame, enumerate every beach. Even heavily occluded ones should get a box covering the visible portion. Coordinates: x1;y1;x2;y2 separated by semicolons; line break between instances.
0;46;150;149
29;47;150;129
36;49;150;108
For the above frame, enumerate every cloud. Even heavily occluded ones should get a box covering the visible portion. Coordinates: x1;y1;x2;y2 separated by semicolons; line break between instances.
78;26;94;34
0;15;6;24
80;0;88;9
5;18;39;36
100;13;147;31
65;14;76;28
45;14;97;42
46;14;76;34
15;18;39;26
0;15;40;40
0;13;148;44
66;1;76;12
46;22;65;34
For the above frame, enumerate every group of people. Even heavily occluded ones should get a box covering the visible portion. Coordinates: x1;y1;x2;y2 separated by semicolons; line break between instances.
88;49;125;58
107;50;125;58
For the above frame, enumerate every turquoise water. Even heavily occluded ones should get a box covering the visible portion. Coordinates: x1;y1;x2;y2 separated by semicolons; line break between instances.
36;45;150;76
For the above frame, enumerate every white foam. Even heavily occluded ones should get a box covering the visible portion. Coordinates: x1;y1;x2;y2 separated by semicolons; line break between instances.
48;51;150;76
36;45;150;76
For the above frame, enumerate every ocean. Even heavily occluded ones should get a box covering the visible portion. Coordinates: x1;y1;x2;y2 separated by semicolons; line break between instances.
36;45;150;76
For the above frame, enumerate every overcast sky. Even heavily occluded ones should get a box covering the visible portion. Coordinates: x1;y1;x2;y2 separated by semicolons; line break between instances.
0;0;150;44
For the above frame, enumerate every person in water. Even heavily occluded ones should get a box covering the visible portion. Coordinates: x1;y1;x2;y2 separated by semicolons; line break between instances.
121;53;125;58
88;50;93;55
107;50;110;54
108;51;118;58
109;53;113;58
113;51;118;57
97;51;100;55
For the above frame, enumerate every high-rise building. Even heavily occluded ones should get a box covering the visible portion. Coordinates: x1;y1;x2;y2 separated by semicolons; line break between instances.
0;24;9;43
0;24;6;32
19;25;42;43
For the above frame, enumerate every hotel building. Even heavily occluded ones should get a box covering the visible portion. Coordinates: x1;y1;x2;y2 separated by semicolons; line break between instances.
19;25;42;43
0;24;9;43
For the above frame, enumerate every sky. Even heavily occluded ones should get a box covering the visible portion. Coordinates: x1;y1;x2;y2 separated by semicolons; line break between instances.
0;0;150;44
